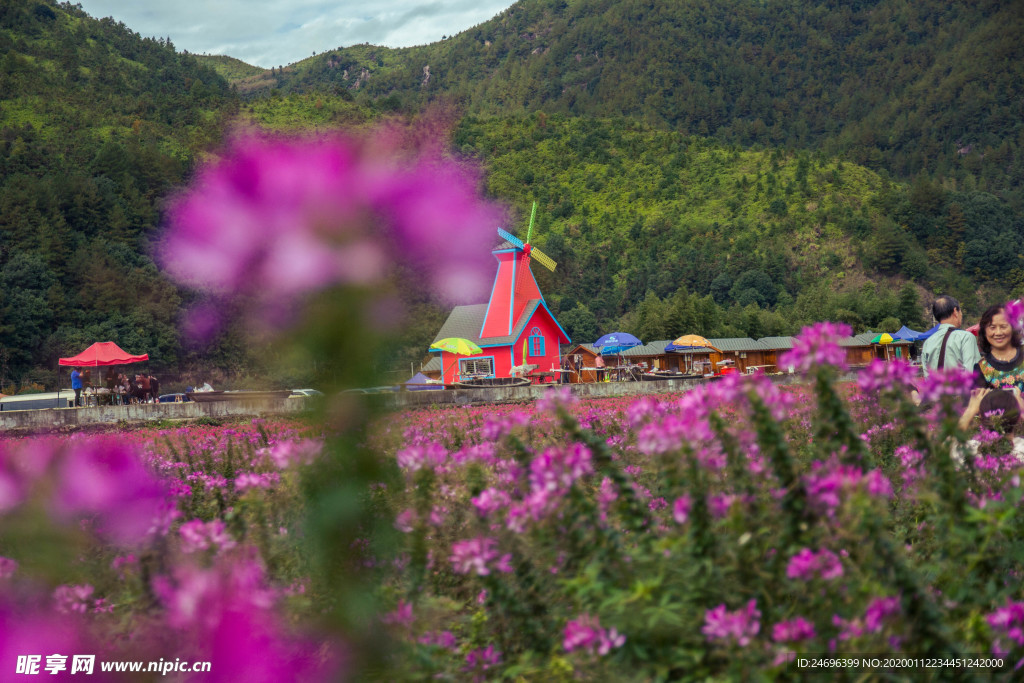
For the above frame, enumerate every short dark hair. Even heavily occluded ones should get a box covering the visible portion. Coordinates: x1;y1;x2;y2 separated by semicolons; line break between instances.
979;389;1022;435
932;296;960;322
978;304;1023;355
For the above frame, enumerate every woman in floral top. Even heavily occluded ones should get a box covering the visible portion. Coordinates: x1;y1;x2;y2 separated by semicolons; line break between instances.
974;304;1024;392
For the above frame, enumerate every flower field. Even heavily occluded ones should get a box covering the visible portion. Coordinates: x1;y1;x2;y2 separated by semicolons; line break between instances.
3;341;1024;680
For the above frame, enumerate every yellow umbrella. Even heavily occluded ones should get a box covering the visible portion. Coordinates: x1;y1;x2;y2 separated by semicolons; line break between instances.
430;337;483;355
871;333;894;344
667;334;722;352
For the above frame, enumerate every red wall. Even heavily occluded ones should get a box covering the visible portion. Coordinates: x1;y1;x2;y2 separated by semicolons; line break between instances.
438;308;566;383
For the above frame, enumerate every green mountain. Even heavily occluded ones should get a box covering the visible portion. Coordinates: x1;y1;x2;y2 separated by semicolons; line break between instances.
0;0;234;384
270;0;1024;208
193;54;264;80
2;0;1023;388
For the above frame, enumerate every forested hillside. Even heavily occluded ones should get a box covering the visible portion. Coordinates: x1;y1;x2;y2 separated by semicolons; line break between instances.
2;0;1023;390
457;114;1018;341
270;0;1024;210
0;0;234;386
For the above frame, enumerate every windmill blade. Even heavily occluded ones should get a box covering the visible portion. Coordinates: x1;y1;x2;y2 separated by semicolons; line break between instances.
530;246;557;271
497;228;524;250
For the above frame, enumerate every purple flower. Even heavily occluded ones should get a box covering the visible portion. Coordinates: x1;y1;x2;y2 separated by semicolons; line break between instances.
779;322;851;373
772;616;816;643
703;599;762;647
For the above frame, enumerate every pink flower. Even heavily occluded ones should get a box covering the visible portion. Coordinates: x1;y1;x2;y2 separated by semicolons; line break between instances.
180;519;236;554
419;631;457;649
53;585;94;614
703;599;762;647
262;439;322;469
463;644;502;676
381;600;414;629
672;495;692;524
396;443;447;472
779;322;851;373
51;439;166;545
529;443;593;493
786;548;844;581
1005;299;1024;332
772;616;816;643
234;472;280;492
471;488;511;516
0;557;16;579
563;614;626;655
162;130;502;330
857;359;919;394
864;596;901;633
449;537;512;576
916;366;976;406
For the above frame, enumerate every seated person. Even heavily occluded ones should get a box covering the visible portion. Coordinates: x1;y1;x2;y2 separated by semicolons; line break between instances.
956;387;1024;463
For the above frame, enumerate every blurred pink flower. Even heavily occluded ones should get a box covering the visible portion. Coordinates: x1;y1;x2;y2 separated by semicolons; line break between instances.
672;495;692;524
381;600;414;629
864;596;901;633
703;599;762;647
529;443;593;493
772;616;816;643
53;584;95;614
857;358;919;394
51;440;166;545
780;322;851;373
162;130;503;330
449;537;512;576
563;614;626;655
786;548;844;581
0;556;16;579
179;519;236;554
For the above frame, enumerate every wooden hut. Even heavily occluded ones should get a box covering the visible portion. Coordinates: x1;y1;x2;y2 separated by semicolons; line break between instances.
563;343;600;383
667;338;772;375
757;337;794;372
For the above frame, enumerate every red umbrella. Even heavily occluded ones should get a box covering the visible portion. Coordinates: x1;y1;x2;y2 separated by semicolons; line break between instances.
59;342;148;366
967;323;979;337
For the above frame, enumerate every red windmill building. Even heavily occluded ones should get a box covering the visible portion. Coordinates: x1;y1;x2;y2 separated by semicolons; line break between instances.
430;203;571;384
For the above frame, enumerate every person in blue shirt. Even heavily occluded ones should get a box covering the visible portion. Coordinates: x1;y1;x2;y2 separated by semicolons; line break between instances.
71;367;83;407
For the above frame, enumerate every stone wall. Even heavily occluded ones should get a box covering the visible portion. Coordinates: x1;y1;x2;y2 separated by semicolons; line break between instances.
0;398;306;432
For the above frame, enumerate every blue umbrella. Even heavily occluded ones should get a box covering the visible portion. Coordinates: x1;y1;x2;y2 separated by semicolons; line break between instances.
593;332;642;355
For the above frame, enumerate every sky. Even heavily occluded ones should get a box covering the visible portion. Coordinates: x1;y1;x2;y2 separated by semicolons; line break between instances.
74;0;518;69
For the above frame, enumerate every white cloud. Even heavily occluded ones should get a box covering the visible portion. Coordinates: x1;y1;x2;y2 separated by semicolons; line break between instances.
73;0;516;68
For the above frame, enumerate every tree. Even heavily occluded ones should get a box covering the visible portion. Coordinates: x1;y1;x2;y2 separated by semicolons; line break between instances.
896;283;923;329
559;302;598;344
